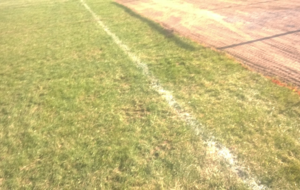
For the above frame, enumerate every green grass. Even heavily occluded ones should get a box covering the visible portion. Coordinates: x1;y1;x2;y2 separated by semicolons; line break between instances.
85;0;300;188
0;0;247;189
0;0;300;189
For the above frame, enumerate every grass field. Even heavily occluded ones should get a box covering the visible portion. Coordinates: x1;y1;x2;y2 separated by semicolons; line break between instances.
0;0;300;189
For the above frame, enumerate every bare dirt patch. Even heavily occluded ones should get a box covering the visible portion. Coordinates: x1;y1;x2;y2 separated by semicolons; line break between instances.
116;0;300;87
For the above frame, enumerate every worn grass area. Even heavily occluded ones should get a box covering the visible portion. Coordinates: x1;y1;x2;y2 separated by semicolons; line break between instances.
85;0;300;189
0;0;249;189
0;0;300;189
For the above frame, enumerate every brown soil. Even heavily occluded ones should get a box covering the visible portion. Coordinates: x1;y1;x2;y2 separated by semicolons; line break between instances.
116;0;300;87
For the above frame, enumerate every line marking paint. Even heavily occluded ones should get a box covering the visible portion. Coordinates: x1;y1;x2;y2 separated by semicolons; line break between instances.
80;0;267;189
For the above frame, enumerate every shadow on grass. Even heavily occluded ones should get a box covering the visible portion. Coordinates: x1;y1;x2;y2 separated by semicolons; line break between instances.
279;101;300;114
113;2;196;51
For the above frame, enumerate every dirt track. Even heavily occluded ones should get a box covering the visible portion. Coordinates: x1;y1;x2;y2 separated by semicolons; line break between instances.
116;0;300;87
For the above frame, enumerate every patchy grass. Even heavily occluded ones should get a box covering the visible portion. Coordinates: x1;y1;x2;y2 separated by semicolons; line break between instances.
86;0;300;189
0;0;300;189
0;0;248;189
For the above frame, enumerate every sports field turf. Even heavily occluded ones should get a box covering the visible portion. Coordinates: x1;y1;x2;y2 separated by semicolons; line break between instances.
0;0;299;189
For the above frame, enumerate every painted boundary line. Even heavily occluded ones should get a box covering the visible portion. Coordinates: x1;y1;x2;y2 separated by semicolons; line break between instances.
80;0;267;189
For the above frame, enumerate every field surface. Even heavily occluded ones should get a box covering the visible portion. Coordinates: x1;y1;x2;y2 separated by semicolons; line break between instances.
0;0;300;189
117;0;300;87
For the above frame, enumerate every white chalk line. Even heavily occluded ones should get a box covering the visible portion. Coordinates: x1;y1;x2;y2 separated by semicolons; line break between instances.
80;0;267;189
